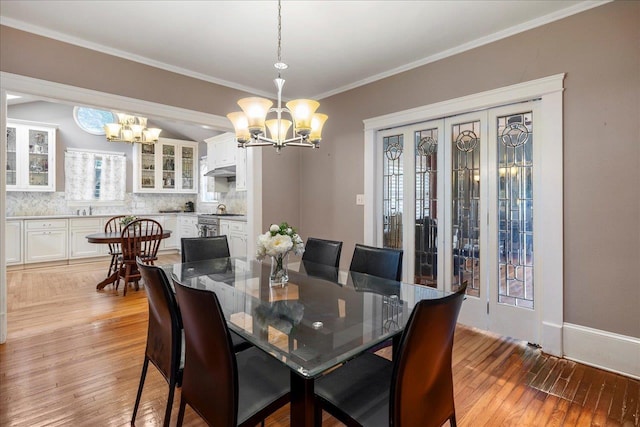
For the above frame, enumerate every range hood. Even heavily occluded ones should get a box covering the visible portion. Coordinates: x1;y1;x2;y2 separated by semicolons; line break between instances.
204;165;236;177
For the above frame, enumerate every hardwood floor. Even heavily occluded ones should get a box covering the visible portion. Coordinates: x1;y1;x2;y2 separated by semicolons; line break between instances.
1;255;638;426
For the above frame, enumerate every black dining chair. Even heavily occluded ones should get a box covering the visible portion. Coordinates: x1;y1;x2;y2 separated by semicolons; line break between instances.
302;237;343;268
172;278;291;427
181;235;231;263
132;260;183;427
181;235;252;352
349;243;403;282
314;282;467;427
349;244;403;352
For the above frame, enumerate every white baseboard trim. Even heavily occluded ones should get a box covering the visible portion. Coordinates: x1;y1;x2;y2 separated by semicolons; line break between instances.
563;323;639;379
541;321;563;357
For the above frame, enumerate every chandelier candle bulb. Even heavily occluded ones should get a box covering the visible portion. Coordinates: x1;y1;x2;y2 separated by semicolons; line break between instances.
226;112;251;143
266;119;292;142
238;97;274;134
285;99;320;135
309;114;328;144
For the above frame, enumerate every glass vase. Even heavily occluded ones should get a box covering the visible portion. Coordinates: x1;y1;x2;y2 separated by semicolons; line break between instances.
269;252;289;287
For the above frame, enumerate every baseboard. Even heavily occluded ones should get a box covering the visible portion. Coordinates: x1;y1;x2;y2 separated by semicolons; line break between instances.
563;323;639;379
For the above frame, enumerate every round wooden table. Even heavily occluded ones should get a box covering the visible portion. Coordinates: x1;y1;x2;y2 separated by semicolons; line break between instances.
86;230;172;290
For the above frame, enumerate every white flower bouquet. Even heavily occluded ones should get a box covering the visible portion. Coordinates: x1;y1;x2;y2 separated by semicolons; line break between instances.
257;222;304;286
256;222;305;260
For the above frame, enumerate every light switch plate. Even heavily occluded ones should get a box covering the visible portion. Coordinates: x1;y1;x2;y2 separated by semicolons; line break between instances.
356;194;365;205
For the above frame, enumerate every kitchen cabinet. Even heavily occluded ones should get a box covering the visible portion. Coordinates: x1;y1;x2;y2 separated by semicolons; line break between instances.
178;215;199;243
144;215;178;250
69;217;103;259
25;219;68;263
220;220;247;258
133;138;198;193
162;215;178;250
235;145;247;191
206;132;236;169
6;120;57;192
6;220;23;265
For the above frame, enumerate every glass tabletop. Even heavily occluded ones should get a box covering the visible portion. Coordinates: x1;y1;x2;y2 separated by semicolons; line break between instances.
166;258;446;379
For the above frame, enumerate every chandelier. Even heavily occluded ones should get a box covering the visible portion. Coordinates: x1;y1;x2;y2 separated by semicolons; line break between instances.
104;113;162;144
226;0;328;153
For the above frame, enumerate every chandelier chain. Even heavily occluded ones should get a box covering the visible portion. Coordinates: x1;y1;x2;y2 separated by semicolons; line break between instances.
277;0;282;65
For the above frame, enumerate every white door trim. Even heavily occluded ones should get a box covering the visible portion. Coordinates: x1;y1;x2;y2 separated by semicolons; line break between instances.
0;71;263;345
362;73;564;356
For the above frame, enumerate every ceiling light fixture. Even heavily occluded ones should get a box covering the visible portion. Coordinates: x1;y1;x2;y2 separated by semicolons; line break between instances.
104;113;162;144
226;0;328;153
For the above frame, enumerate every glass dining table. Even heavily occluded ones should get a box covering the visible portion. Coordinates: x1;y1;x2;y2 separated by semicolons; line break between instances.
166;257;446;427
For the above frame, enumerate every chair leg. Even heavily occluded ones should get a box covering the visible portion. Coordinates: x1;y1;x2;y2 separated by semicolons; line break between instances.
163;378;177;427
123;264;133;296
131;357;149;425
176;396;187;427
450;414;457;427
314;403;323;426
108;254;116;277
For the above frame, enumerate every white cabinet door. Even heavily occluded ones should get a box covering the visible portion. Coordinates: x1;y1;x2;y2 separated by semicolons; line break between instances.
134;138;198;193
228;222;247;258
178;216;199;239
25;230;68;263
235;145;247;191
205;133;236;169
163;215;178;249
219;220;231;238
6;220;23;265
69;217;102;259
6;120;57;192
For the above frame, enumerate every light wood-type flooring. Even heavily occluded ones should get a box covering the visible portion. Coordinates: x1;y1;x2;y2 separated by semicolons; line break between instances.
1;255;638;426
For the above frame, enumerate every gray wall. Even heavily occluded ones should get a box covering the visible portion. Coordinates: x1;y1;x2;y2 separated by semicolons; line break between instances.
1;0;638;339
299;1;640;338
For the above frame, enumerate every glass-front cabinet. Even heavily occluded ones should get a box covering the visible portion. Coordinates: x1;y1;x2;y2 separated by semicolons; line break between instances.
6;120;57;192
133;138;198;193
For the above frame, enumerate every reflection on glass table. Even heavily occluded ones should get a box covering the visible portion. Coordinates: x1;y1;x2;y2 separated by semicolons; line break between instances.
167;257;448;427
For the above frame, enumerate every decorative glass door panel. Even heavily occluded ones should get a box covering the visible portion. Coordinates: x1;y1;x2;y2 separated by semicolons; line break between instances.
181;146;195;191
497;112;534;309
6;126;17;186
382;134;403;250
162;144;176;190
140;143;156;189
450;120;482;297
414;128;438;287
28;129;50;187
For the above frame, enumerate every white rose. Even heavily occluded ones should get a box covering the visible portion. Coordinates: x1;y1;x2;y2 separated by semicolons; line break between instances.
269;234;293;255
286;228;293;235
270;224;280;233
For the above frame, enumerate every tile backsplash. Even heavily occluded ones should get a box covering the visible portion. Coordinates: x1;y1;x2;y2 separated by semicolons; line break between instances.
5;192;247;217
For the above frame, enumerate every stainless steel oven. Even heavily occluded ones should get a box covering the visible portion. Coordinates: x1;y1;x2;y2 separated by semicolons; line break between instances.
196;215;219;237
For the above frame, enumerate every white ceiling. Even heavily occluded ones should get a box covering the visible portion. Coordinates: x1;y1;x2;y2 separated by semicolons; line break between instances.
0;0;605;100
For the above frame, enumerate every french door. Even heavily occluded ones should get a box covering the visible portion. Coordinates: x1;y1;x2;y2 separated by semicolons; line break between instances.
376;101;540;344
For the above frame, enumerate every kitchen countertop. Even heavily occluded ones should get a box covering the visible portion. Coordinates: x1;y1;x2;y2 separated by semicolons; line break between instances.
6;212;246;221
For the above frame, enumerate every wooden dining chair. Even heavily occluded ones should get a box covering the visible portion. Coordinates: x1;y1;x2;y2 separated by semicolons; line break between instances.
104;215;125;278
349;243;403;281
313;282;467;427
302;237;343;268
172;278;290;427
132;260;183;427
118;218;163;296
